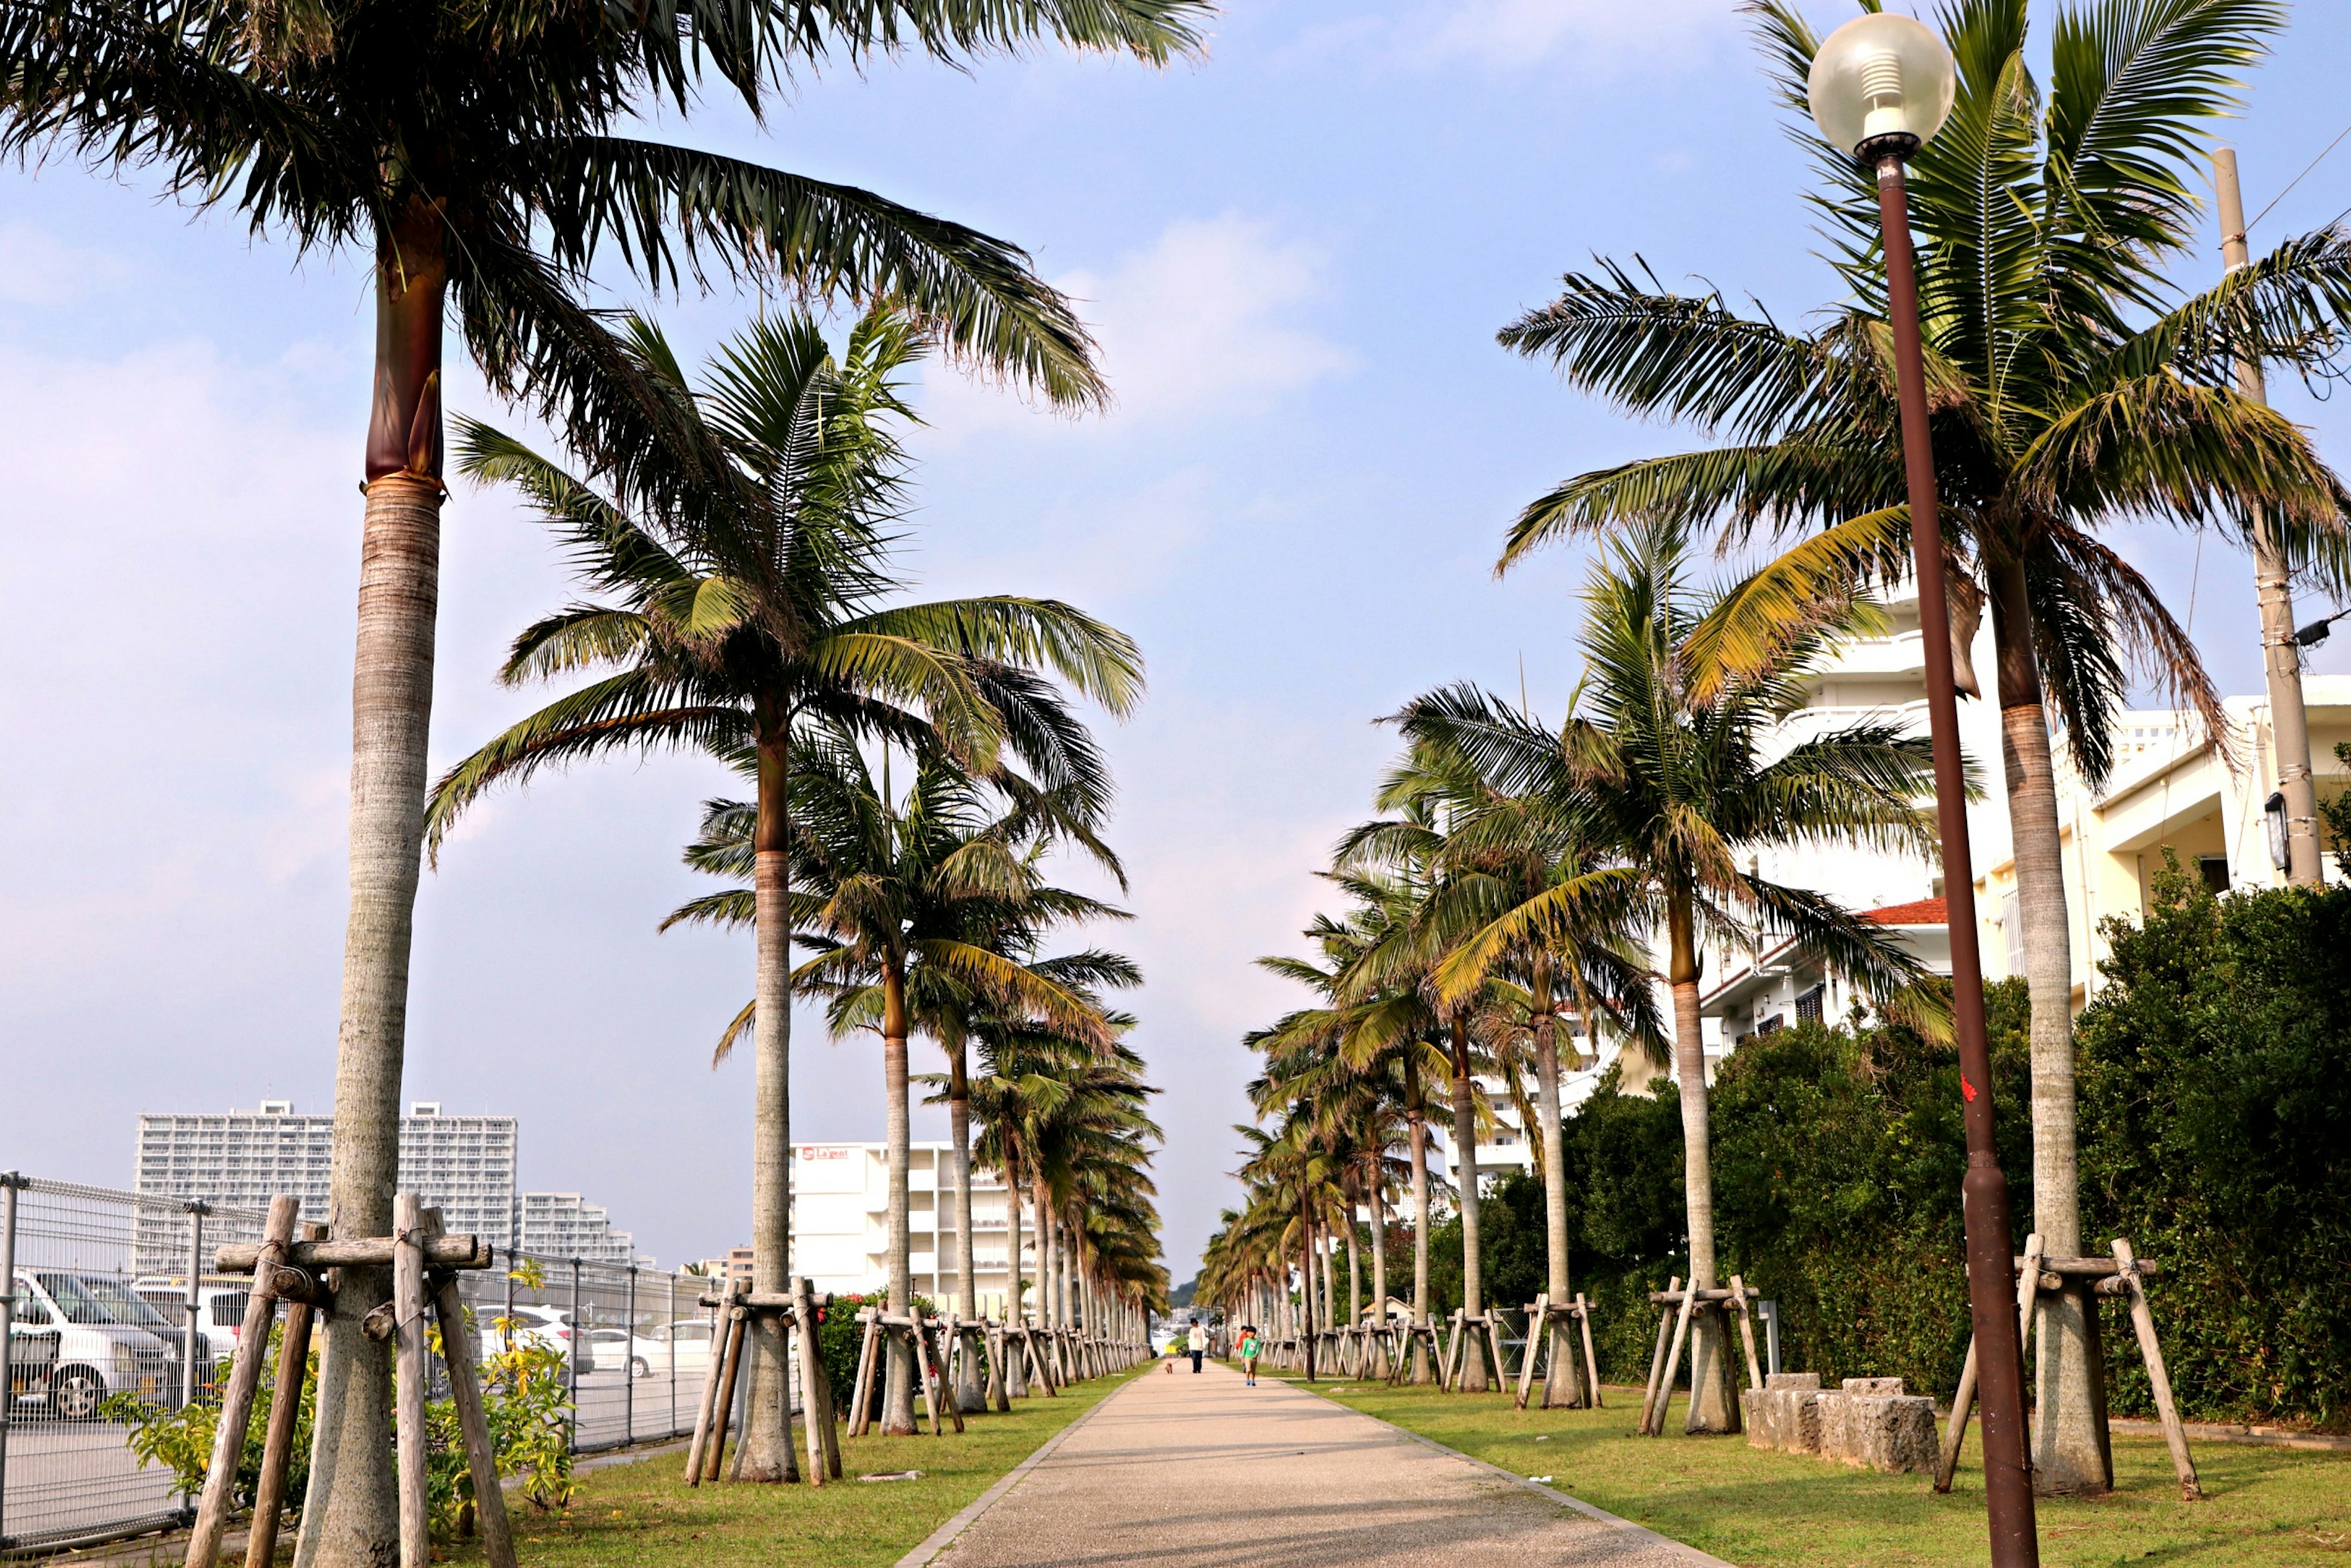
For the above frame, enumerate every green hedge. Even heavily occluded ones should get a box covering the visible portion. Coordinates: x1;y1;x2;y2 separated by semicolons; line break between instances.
1388;875;2350;1427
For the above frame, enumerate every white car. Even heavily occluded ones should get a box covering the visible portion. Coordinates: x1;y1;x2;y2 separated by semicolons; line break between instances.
11;1270;185;1417
481;1305;596;1373
590;1319;719;1379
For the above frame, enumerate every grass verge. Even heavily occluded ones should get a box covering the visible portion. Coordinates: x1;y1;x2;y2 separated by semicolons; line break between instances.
1265;1371;2351;1567
446;1368;1140;1568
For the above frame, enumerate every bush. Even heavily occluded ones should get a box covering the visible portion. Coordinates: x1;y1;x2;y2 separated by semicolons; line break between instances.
816;1291;936;1419
2075;863;2351;1429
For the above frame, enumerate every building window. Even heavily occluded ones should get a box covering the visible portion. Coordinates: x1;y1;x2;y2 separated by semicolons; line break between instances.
1757;1014;1785;1037
2197;855;2230;895
1794;985;1824;1027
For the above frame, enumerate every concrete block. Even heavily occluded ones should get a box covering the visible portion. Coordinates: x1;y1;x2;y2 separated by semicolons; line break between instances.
1767;1372;1820;1391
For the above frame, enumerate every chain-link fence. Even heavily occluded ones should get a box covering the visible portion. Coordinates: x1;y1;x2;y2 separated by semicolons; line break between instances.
2;1173;719;1557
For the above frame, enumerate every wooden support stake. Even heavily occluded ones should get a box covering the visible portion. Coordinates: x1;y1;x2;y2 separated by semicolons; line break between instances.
1637;1275;1680;1435
986;1325;1010;1412
1577;1294;1602;1409
792;1280;839;1484
1515;1300;1546;1410
1935;1337;1978;1494
244;1221;323;1568
392;1195;430;1568
848;1314;882;1436
1728;1276;1764;1392
684;1292;730;1483
1487;1316;1510;1398
926;1322;964;1434
419;1213;516;1568
2113;1239;2200;1500
188;1196;295;1568
703;1305;749;1481
1650;1289;1698;1437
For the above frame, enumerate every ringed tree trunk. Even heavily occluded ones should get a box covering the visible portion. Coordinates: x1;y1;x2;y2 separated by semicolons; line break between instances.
304;203;447;1568
1369;1171;1388;1337
1298;1217;1316;1379
1449;1019;1487;1392
1002;1145;1027;1396
1667;894;1738;1435
737;702;798;1480
1534;976;1582;1407
880;966;917;1436
1344;1177;1362;1329
1406;1063;1433;1384
1030;1172;1052;1329
946;1031;983;1412
1987;557;2110;1494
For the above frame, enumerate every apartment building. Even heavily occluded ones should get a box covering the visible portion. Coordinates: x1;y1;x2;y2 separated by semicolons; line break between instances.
133;1098;647;1267
789;1142;1030;1310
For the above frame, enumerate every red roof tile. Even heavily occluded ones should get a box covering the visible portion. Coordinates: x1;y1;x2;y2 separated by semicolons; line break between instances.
1865;897;1948;926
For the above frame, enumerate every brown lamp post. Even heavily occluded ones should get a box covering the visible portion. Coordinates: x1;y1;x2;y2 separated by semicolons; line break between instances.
1807;15;2039;1567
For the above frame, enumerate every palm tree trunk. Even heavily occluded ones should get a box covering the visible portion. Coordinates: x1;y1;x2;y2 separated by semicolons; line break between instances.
738;706;798;1480
1449;1019;1487;1392
1407;1074;1433;1384
1344;1182;1361;1330
1988;559;2109;1494
1030;1173;1051;1329
1667;894;1738;1434
1535;1024;1581;1408
946;1033;983;1412
1002;1145;1027;1395
1370;1175;1389;1338
307;209;446;1568
880;967;917;1436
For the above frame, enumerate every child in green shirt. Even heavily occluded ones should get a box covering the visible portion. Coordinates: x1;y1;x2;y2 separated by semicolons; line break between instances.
1239;1325;1262;1386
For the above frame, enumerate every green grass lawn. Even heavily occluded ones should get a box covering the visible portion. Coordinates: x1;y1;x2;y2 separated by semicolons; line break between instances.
1267;1371;2351;1568
444;1368;1141;1568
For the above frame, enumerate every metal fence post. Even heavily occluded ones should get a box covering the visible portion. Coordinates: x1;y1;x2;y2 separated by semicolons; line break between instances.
504;1258;517;1355
667;1274;679;1436
623;1266;636;1446
183;1201;209;1408
1;1171;23;1550
568;1258;582;1453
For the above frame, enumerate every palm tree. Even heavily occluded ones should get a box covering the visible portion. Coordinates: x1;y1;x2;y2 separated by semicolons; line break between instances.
1494;0;2351;1484
1399;523;1940;1431
427;309;1139;1471
4;0;1197;1539
1342;733;1664;1405
760;738;1118;1432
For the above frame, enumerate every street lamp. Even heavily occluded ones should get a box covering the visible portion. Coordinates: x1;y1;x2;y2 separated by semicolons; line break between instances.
1809;16;2039;1568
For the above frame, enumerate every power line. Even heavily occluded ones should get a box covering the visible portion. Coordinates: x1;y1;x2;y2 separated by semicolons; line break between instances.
2246;121;2351;234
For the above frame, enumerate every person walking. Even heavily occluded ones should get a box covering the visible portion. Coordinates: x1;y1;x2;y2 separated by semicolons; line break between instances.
1239;1325;1262;1387
1188;1320;1207;1373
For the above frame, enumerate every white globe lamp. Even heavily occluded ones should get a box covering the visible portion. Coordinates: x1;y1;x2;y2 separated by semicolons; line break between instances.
1806;12;1957;160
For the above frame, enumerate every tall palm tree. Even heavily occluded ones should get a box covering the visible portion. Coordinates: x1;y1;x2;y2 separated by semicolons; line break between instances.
4;0;1197;1540
1343;734;1664;1405
1400;523;1941;1431
427;309;1139;1471
752;737;1117;1433
1494;0;2351;1484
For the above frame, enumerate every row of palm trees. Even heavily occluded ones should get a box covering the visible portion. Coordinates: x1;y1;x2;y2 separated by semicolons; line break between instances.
6;0;1201;1538
1206;524;1941;1417
1209;0;2351;1487
426;308;1169;1442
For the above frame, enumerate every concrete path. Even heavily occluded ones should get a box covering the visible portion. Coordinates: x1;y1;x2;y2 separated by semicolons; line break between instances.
927;1360;1728;1568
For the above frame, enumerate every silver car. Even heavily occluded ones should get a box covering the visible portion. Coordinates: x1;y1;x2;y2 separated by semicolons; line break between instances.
10;1270;182;1419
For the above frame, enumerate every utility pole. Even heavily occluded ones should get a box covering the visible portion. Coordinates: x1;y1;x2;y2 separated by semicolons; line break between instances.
2215;147;2324;887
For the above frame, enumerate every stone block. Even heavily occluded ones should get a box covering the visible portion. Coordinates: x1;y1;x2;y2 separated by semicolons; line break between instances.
1841;1376;1906;1397
1767;1372;1821;1391
1821;1390;1938;1473
1747;1384;1824;1453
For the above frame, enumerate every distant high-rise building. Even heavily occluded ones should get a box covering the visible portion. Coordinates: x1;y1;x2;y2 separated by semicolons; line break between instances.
133;1098;648;1268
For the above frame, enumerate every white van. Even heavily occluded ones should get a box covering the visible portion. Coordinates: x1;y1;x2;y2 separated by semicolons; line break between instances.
9;1270;187;1417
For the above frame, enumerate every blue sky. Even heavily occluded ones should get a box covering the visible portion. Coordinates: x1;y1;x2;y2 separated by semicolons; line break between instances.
6;0;2350;1278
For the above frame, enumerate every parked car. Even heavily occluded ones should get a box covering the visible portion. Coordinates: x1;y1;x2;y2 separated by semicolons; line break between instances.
588;1319;718;1379
133;1277;249;1382
482;1304;595;1373
10;1270;190;1417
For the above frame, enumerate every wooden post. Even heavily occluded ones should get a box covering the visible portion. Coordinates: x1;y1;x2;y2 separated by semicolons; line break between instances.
1515;1297;1547;1410
1935;1337;1979;1494
703;1303;749;1482
1486;1316;1510;1399
2113;1239;2200;1500
422;1214;516;1568
684;1289;732;1482
242;1221;322;1568
1637;1276;1681;1435
847;1313;882;1438
792;1280;836;1485
392;1194;429;1568
1728;1276;1764;1392
187;1196;296;1568
1577;1295;1603;1408
986;1323;1010;1412
1649;1288;1698;1437
1439;1311;1461;1394
925;1320;964;1434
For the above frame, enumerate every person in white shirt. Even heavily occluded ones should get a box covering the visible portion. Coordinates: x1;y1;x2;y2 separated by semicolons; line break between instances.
1187;1321;1207;1373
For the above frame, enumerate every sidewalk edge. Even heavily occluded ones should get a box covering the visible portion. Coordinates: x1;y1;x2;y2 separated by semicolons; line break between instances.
1356;1402;1739;1567
891;1377;1133;1568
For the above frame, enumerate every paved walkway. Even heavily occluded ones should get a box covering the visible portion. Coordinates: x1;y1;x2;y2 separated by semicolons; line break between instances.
929;1361;1725;1567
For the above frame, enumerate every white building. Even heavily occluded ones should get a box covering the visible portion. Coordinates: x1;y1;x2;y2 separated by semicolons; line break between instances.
133;1098;651;1267
789;1142;1029;1311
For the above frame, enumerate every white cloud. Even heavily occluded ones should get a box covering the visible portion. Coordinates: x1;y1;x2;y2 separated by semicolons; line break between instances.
0;222;132;305
920;214;1354;441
